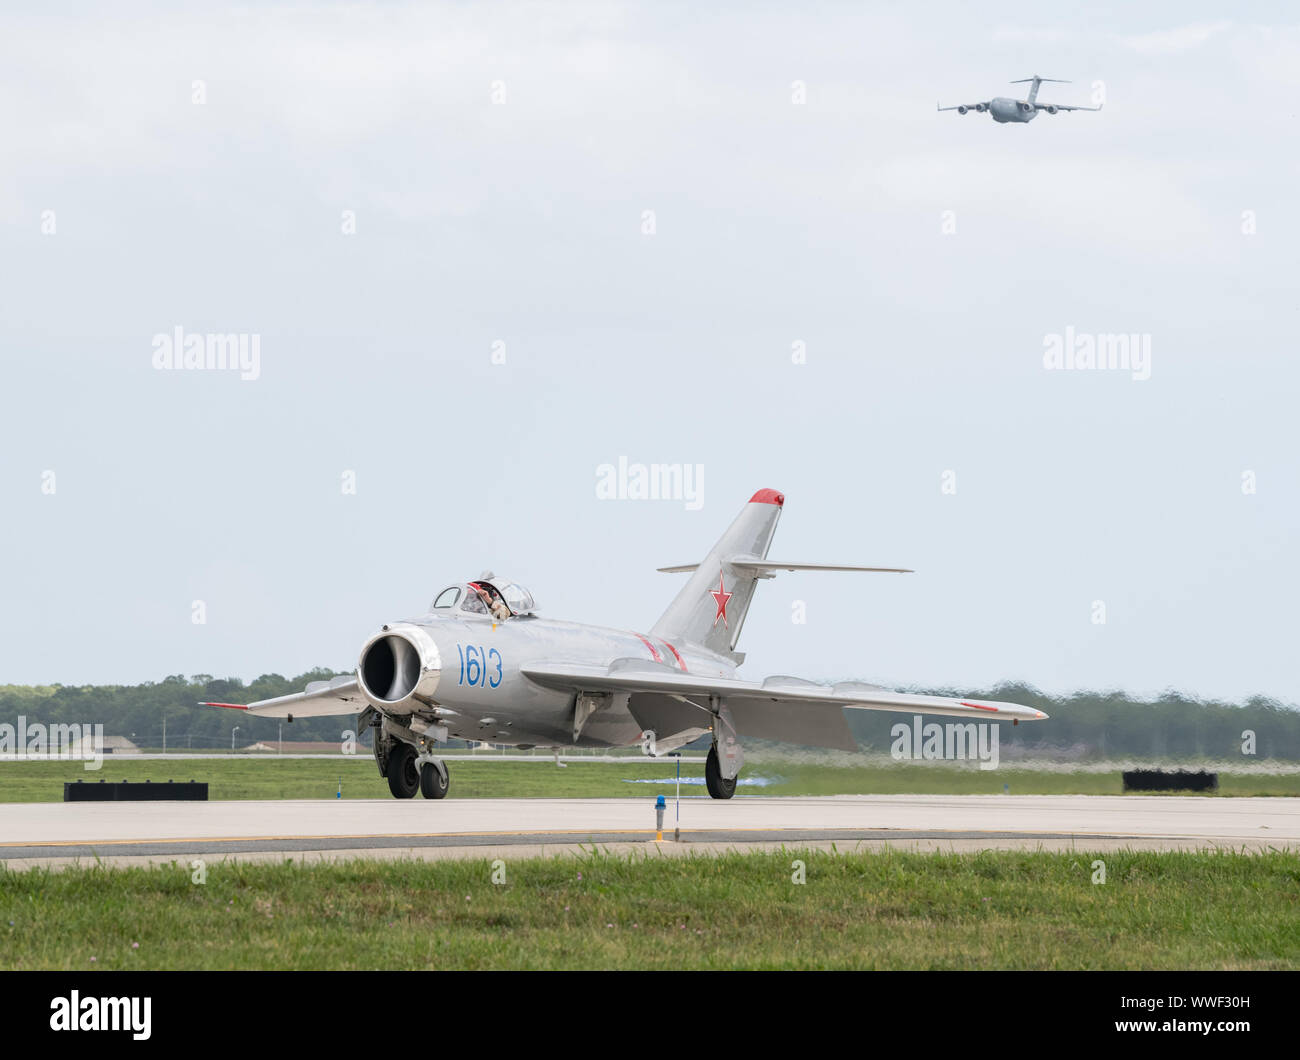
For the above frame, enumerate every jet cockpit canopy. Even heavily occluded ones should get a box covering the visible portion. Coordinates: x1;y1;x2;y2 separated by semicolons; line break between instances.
429;572;536;617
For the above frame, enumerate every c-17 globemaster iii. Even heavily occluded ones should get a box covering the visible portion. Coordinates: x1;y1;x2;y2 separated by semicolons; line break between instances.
938;75;1102;123
204;490;1046;799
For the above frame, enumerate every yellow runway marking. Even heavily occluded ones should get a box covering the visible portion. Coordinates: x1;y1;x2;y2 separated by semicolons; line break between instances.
1;826;1184;849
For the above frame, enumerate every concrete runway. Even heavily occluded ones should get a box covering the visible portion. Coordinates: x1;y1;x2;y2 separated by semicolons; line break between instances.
3;794;1297;869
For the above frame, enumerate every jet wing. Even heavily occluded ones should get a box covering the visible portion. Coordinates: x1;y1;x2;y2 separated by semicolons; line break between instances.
937;101;989;111
1034;102;1103;111
201;675;366;719
522;661;1046;752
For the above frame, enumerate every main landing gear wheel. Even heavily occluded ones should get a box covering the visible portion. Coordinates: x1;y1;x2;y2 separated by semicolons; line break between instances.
705;747;737;800
386;742;420;799
420;761;449;799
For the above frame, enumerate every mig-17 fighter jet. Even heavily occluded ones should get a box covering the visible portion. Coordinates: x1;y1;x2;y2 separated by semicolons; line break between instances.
204;490;1046;799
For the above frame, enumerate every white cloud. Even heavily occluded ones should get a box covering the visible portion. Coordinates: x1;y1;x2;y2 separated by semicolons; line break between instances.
870;150;1217;261
990;26;1068;45
1119;21;1233;55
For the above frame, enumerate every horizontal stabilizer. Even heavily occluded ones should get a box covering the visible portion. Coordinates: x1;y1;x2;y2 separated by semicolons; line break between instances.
659;559;912;574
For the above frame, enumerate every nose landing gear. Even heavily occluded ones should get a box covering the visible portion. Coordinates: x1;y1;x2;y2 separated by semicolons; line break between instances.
386;742;420;798
418;756;449;799
383;739;450;799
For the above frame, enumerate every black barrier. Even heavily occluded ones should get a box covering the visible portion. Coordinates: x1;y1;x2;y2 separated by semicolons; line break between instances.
1122;769;1218;792
63;779;209;801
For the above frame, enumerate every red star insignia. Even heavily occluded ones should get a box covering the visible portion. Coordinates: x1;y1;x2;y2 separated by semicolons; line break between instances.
711;574;733;629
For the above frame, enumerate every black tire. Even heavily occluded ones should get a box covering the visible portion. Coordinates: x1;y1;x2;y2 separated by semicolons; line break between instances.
420;761;449;799
386;742;419;799
705;746;737;800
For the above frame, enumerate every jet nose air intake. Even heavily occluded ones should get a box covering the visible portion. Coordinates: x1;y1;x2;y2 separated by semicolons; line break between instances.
357;623;441;710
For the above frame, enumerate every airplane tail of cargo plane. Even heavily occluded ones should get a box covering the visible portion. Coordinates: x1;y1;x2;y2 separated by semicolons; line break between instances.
1010;75;1068;103
652;488;912;661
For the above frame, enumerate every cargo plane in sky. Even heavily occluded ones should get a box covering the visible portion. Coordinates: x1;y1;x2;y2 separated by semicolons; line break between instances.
938;75;1103;123
204;490;1046;799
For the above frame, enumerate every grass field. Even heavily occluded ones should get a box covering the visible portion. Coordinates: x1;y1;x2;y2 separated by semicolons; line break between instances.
3;757;1300;802
2;849;1297;969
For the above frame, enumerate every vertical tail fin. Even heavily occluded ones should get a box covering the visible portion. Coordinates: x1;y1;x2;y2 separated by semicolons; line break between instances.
651;489;784;660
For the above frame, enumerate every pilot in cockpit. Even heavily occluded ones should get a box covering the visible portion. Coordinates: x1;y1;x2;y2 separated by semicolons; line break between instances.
469;581;512;622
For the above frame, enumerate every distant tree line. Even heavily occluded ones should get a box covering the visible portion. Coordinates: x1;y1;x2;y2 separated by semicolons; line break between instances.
847;683;1300;761
1;674;1297;761
0;671;358;750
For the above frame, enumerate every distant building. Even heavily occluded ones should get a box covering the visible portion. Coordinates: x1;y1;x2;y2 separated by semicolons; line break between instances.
59;733;139;756
107;736;140;754
241;741;365;754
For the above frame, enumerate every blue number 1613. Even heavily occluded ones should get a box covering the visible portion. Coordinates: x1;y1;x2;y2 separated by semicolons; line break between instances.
457;644;502;688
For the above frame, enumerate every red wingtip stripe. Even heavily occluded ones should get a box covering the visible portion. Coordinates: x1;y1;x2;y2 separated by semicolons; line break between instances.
200;701;249;710
960;701;998;712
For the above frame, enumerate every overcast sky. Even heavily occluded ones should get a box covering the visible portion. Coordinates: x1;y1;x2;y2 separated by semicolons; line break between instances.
2;2;1296;703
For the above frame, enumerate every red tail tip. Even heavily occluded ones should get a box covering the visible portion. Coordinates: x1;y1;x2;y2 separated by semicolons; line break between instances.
749;488;784;506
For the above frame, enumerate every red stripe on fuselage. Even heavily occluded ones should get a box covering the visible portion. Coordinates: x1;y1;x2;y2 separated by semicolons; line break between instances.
659;639;688;672
632;633;663;664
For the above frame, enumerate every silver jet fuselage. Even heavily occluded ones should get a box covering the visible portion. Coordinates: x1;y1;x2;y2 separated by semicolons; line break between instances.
357;608;733;749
